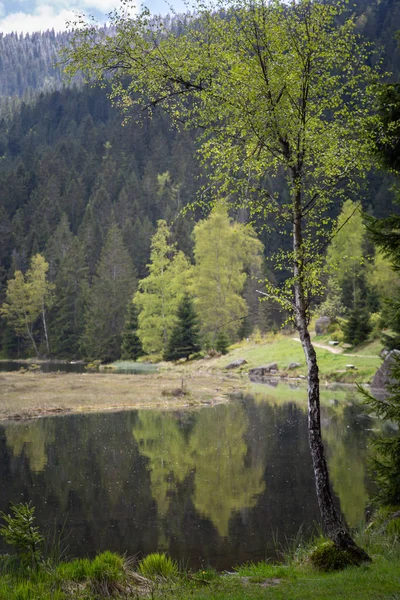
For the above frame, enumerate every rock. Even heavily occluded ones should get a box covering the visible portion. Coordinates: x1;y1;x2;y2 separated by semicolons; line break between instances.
315;316;331;336
248;363;278;380
288;362;301;370
225;359;247;370
371;350;400;392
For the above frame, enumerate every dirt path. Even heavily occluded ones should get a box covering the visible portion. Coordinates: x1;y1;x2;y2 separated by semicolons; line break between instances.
291;338;377;358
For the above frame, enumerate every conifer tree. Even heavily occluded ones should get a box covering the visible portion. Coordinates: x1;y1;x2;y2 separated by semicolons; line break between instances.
121;302;143;360
164;293;201;361
361;356;400;507
82;224;136;361
49;236;88;358
134;220;192;354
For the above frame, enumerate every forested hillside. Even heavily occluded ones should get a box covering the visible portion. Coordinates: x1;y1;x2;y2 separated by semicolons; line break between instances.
0;0;399;360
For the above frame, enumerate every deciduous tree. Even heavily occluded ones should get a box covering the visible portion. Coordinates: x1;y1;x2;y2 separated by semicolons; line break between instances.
64;0;379;557
134;220;192;354
0;254;53;356
192;204;263;344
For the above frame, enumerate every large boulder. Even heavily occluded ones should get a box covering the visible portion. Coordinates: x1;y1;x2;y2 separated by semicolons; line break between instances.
315;316;331;336
371;350;400;392
225;359;247;370
248;363;278;381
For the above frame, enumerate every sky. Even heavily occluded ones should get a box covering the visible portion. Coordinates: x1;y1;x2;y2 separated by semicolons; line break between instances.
0;0;188;34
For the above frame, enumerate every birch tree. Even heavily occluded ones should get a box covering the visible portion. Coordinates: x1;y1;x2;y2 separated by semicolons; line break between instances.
64;0;379;558
1;254;53;356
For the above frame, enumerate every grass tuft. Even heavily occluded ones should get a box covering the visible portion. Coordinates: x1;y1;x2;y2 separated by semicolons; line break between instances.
138;552;179;580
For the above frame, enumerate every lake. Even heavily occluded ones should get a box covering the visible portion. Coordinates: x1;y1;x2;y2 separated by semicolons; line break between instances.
0;382;375;570
0;361;157;374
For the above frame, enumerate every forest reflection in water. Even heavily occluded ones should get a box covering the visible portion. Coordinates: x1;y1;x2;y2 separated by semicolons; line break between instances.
0;383;374;569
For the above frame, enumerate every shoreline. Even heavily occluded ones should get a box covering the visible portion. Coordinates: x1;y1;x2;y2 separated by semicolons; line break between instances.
0;370;246;422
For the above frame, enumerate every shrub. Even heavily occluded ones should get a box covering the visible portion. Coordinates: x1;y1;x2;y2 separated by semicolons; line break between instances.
0;503;43;570
138;553;179;580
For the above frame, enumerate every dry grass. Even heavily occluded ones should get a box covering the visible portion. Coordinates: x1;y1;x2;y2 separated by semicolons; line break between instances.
0;370;246;421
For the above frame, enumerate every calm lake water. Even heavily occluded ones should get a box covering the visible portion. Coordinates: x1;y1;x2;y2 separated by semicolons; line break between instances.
0;383;375;569
0;361;157;374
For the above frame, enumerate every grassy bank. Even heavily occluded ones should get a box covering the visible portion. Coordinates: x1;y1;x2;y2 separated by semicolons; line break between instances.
174;333;382;383
1;531;399;600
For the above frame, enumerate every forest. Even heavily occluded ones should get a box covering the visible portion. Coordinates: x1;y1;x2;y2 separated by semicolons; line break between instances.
0;0;400;362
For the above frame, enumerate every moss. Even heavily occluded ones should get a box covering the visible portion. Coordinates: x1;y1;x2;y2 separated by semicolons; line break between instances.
308;541;366;572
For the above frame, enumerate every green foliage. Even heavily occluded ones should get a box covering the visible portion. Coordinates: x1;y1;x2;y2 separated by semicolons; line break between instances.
215;330;229;355
82;223;137;361
192;205;263;344
308;540;366;572
343;302;372;347
0;503;43;570
0;254;53;356
120;301;143;360
138;552;178;580
360;355;400;506
134;220;192;354
164;293;201;361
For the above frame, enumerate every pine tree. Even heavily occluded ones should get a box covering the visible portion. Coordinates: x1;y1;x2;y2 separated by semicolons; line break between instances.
343;298;372;347
49;237;88;358
360;355;400;506
82;224;137;361
164;294;201;361
121;302;143;360
215;330;229;355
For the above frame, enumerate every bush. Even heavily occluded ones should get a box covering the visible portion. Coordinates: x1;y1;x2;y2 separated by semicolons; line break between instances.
0;503;43;571
138;553;178;580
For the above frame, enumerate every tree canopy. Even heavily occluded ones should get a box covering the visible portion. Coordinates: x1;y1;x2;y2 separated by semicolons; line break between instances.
64;0;380;556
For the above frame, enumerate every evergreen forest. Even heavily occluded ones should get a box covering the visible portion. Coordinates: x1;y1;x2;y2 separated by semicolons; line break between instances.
1;0;400;361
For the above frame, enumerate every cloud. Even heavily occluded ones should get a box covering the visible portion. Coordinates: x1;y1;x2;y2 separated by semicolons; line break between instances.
0;0;141;33
0;5;82;33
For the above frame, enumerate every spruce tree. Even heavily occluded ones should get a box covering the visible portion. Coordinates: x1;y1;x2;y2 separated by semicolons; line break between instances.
121;302;143;360
164;294;201;361
82;224;137;362
361;355;400;506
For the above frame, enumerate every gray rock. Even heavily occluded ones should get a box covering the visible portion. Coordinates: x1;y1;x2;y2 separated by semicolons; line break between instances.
371;350;400;392
225;359;247;370
288;362;301;370
248;363;278;380
315;316;331;336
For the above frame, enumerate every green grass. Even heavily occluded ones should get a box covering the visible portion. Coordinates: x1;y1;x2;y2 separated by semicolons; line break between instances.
199;335;381;383
155;555;400;600
0;536;399;600
138;552;179;580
